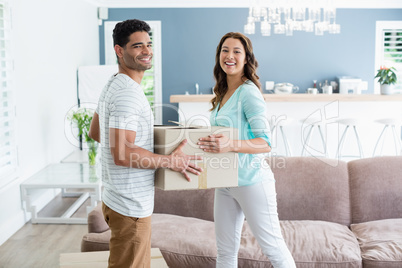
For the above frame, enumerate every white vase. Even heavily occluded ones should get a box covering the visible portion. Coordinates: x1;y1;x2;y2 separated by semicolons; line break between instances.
380;84;394;95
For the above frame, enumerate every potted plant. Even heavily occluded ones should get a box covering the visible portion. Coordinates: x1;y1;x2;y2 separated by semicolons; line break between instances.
69;108;98;166
375;66;397;95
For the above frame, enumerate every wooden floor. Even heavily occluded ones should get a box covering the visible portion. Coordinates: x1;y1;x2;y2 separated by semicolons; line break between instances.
0;193;92;268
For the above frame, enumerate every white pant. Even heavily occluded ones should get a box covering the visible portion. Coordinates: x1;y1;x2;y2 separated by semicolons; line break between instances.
214;179;296;268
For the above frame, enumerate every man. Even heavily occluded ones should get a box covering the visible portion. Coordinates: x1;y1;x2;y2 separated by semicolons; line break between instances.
89;19;202;268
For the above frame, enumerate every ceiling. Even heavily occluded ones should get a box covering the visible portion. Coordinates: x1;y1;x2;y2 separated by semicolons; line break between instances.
86;0;402;9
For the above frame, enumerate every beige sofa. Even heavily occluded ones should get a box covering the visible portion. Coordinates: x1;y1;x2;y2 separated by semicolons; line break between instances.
81;156;402;268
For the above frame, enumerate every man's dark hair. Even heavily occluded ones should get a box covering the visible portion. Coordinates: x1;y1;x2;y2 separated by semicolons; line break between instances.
113;19;151;48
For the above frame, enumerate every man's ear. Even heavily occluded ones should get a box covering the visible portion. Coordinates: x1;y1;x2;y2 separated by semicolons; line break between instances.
114;45;123;59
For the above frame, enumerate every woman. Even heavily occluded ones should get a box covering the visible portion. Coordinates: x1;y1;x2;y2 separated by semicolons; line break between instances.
198;32;296;268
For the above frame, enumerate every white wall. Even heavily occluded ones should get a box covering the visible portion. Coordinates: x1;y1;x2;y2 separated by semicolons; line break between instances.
0;0;99;245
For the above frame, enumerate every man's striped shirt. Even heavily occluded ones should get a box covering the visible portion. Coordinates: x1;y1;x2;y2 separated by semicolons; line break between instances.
96;73;155;218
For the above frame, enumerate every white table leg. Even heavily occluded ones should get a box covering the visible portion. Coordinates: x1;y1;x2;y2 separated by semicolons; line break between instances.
61;192;89;219
21;187;39;223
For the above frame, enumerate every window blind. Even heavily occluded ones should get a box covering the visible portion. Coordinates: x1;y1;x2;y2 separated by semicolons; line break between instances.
376;21;402;93
383;28;402;88
0;0;17;187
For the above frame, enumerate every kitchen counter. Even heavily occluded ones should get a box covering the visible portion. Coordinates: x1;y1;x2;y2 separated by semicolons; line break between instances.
170;94;402;103
170;93;402;158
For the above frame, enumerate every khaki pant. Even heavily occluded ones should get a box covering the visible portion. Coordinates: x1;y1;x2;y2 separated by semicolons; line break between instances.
102;202;152;268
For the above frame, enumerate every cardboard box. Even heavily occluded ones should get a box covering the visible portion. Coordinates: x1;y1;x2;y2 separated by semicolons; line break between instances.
59;248;167;268
154;125;238;190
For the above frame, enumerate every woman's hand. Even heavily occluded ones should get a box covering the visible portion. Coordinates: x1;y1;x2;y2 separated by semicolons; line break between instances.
198;134;234;153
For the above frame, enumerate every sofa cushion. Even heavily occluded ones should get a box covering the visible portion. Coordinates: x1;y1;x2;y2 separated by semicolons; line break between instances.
151;213;216;268
348;156;402;224
154;188;215;221
351;218;402;268
268;157;351;225
240;220;362;268
151;213;362;268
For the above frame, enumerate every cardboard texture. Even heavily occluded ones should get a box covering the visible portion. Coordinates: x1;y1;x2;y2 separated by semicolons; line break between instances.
59;248;167;268
154;125;238;190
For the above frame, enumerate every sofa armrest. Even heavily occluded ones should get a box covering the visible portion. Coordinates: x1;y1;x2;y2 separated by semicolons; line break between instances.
88;202;109;233
81;230;111;252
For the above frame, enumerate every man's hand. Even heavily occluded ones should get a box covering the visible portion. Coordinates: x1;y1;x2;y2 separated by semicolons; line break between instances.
169;139;203;182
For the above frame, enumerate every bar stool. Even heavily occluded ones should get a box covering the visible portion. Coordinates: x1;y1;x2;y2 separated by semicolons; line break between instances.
301;118;328;157
336;118;365;159
372;118;402;157
270;117;294;156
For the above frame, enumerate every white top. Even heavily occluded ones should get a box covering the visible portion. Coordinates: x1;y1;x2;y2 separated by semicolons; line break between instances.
96;73;155;218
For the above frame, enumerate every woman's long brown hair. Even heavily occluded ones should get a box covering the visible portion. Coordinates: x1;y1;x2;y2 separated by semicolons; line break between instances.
210;32;261;111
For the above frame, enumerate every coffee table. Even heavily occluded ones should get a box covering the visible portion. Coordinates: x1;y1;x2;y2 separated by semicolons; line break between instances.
59;248;168;268
21;163;101;224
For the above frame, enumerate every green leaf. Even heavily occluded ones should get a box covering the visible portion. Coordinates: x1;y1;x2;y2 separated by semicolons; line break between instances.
69;108;96;143
375;66;398;85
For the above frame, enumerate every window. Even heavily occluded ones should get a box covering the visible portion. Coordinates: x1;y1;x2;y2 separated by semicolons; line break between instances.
375;21;402;93
104;21;162;124
0;0;17;188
